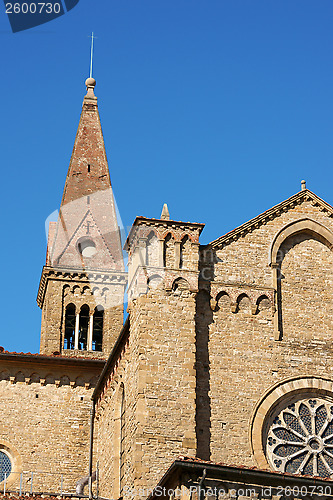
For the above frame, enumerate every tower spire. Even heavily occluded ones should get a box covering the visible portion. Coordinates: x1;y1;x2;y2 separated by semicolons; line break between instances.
49;77;124;272
38;77;127;358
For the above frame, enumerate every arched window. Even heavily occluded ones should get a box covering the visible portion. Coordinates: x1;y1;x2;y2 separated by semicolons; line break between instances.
64;304;76;350
0;450;11;482
163;233;173;268
179;235;189;269
92;306;104;351
78;305;89;350
146;231;159;267
120;385;125;495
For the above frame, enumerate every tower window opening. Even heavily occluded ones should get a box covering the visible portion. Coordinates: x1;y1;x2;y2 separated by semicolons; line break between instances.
87;195;90;205
179;235;189;269
78;305;89;350
64;304;76;350
163;233;173;268
78;238;97;258
88;164;91;173
92;306;104;351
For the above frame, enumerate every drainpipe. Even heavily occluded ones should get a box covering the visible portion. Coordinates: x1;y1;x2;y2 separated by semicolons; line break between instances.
89;399;95;498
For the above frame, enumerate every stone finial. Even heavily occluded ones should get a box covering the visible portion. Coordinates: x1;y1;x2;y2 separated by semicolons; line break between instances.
85;77;96;99
301;180;306;191
161;203;170;220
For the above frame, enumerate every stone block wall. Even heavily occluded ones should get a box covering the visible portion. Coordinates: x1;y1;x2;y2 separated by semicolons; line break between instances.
95;285;199;499
196;198;333;470
0;357;103;494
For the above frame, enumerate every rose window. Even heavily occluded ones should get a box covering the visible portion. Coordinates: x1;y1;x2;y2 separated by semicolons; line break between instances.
266;397;333;478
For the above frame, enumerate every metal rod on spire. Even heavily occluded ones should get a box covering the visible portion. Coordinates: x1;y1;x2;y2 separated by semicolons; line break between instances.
89;32;95;79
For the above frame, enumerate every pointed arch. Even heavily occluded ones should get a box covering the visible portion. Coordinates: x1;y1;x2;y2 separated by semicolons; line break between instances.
270;218;333;265
269;219;333;340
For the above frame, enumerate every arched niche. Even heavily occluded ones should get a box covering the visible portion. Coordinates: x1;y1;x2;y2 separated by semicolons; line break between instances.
270;218;333;266
269;219;333;340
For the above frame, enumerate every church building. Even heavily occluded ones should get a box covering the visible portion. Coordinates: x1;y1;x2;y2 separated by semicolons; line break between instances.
1;77;333;500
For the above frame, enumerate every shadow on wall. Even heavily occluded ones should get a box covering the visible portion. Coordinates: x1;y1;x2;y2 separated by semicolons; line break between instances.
195;289;213;461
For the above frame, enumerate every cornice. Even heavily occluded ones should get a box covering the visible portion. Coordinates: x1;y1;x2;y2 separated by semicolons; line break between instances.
0;351;105;369
37;266;128;308
209;190;333;250
125;216;205;251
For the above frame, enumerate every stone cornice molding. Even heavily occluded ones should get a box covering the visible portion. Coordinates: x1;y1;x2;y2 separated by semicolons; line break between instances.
209;190;333;250
125;216;205;253
37;266;128;308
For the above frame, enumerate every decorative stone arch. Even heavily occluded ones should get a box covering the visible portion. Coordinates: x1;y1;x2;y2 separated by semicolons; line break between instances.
250;376;333;472
0;370;10;382
147;274;163;290
269;219;333;340
256;294;271;315
269;218;333;266
0;440;22;489
236;293;251;314
172;277;190;293
215;291;231;312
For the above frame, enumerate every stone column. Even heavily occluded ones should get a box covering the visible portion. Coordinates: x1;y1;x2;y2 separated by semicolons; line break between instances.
87;313;94;350
74;313;80;350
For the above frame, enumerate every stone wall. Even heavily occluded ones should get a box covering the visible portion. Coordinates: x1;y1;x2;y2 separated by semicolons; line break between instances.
95;286;198;499
94;192;333;496
197;198;333;469
0;356;103;494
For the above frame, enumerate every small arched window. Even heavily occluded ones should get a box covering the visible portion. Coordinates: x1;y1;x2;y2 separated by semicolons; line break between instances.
179;235;189;269
92;306;104;351
64;304;76;350
78;305;89;350
163;233;173;268
146;231;159;267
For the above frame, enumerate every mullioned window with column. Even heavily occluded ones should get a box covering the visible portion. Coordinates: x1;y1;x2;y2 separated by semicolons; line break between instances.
64;303;104;351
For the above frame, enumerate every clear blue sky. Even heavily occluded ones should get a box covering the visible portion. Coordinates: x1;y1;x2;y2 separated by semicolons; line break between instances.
1;1;333;352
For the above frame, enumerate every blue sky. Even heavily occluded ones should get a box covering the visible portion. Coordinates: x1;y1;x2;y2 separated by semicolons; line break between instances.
1;0;333;352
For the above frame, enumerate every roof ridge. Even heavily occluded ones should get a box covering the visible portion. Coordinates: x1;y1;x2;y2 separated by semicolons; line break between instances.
209;190;333;249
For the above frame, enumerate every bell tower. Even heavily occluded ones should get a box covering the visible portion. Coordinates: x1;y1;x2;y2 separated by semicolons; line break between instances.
37;78;127;358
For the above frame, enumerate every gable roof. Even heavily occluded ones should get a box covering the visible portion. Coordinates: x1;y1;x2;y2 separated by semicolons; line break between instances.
209;189;333;249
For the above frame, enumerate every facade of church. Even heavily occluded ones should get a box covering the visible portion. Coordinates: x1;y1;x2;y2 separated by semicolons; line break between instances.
1;78;333;500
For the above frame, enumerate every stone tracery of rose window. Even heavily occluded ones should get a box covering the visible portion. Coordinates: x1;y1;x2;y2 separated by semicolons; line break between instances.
266;397;333;478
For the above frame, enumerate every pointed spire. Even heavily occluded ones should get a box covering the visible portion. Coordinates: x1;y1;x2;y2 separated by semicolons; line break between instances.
48;78;124;272
161;203;170;220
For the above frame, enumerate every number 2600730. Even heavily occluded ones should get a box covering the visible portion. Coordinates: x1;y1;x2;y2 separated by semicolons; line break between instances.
5;3;61;14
